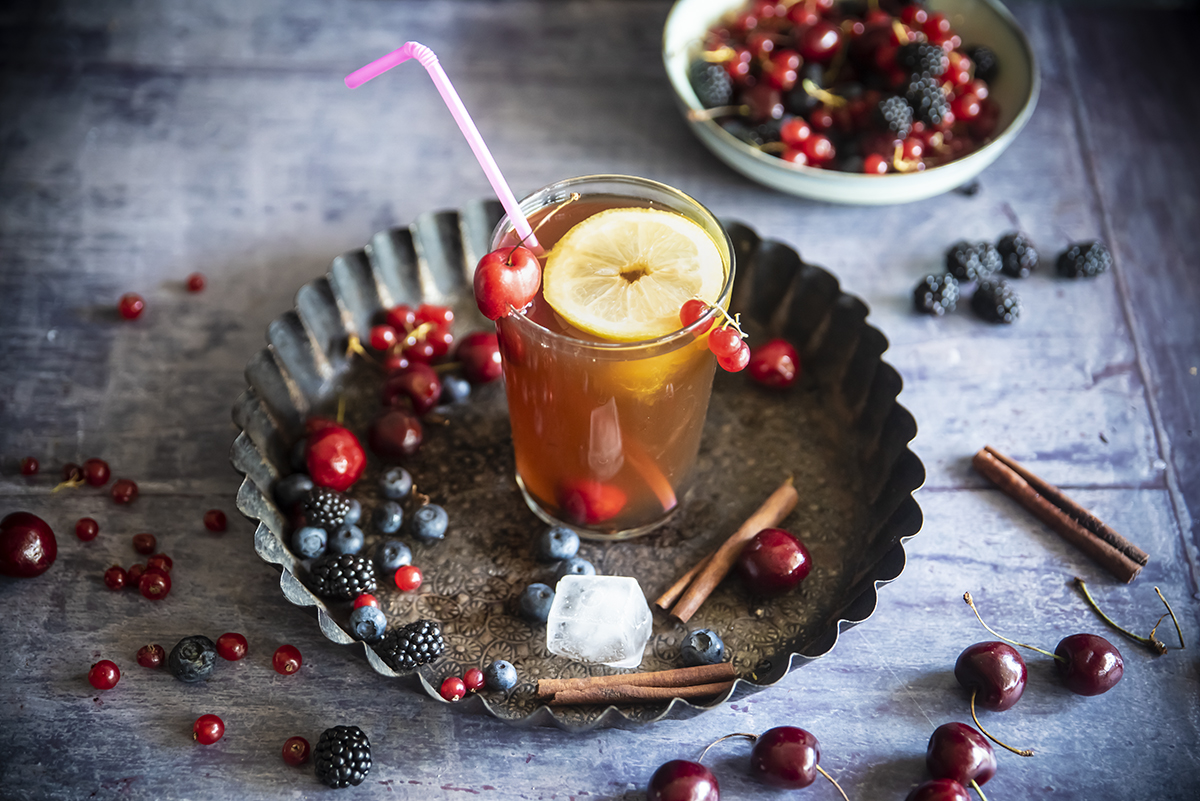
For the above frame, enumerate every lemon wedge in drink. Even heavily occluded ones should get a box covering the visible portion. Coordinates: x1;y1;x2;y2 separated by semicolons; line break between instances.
542;207;726;341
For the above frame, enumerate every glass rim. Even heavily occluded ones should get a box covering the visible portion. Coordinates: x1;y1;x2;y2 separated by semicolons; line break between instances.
490;174;736;352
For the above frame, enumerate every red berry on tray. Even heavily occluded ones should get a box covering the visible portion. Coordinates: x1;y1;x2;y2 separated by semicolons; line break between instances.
282;736;311;766
147;553;172;573
136;643;166;668
0;512;58;578
193;714;225;745
203;509;227;532
353;593;379;609
186;272;206;292
118;293;145;320
368;408;424;459
111;478;138;504
88;660;121;690
216;632;248;661
273;644;302;675
132;533;156;555
440;676;466;702
457;331;503;384
75;517;99;542
139;567;171;600
474;246;542;321
748;339;800;388
369;324;398;352
19;457;38;476
394;565;423;592
737;527;811;596
382;363;443;416
306;424;366;492
463;667;485;693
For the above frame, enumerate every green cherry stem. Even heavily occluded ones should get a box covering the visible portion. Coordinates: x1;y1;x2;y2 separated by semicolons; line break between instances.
1154;586;1186;649
970;689;1034;757
1073;577;1167;655
696;732;756;763
963;592;1064;662
970;778;991;801
815;765;851;801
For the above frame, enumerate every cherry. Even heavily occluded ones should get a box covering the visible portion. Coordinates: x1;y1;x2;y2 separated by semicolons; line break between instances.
401;335;437;363
440;676;466;701
186;272;206;292
368;408;424;459
953;641;1027;712
75;517;99;541
463;667;485;693
559;479;627;525
282;736;311;766
127;563;146;584
83;458;110;486
456;331;503;384
925;723;996;788
716;341;750;372
203;509;227;532
132;532;156;555
647;760;719;801
747;339;800;388
863;153;889;174
780;117;811;148
781;149;808;166
0;512;58;578
353;593;379;609
111;478;138;504
193;714;225;745
368;324;398;351
415;303;454;328
426;324;456;358
394;565;423;592
118;293;145;320
382;363;443;415
273;644;302;675
147;553;172;573
383;350;411;373
906;779;970;801
306;424;366;491
801;132;836;164
798;20;842;63
137;644;166;668
19;457;38;475
88;660;121;690
737;527;811;596
951;92;981;122
749;726;820;788
1055;633;1123;696
743;83;784;123
765;50;801;91
474;245;542;320
104;565;127;590
708;326;743;359
138;567;171;600
385;304;417;331
216;632;249;661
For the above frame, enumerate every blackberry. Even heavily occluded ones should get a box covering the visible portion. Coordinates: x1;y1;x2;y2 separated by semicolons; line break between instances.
965;45;999;83
913;273;960;316
1056;241;1112;278
874;95;913;140
301;487;352;533
905;75;950;127
972;279;1021;324
996;232;1039;278
945;240;1002;282
313;725;371;788
307;553;376;599
896;42;946;77
374;619;444;672
688;59;734;109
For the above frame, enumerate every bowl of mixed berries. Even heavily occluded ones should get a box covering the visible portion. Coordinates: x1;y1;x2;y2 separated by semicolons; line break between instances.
663;0;1039;204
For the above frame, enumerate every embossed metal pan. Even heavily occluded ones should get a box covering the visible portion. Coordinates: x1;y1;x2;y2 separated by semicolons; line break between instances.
230;201;925;731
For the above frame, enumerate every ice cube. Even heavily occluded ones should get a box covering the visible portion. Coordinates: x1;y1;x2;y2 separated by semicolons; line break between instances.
546;575;653;669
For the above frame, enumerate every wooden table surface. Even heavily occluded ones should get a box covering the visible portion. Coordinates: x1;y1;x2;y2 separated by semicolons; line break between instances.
2;1;1197;799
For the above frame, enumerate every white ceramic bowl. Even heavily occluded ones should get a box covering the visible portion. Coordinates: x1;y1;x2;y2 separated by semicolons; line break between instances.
663;0;1040;204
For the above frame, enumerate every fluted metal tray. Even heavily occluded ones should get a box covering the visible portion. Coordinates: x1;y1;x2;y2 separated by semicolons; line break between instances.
230;200;925;731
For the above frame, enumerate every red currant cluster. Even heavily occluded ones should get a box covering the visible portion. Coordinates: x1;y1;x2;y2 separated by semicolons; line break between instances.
438;667;486;702
116;272;207;321
680;299;805;388
690;0;1000;174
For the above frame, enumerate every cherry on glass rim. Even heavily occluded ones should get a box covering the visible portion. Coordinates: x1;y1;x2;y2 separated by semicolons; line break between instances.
473;245;542;320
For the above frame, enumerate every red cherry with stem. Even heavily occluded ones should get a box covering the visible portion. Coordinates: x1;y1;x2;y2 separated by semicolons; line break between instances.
88;660;120;690
353;593;379;609
104;565;127;590
559;479;627;525
385;304;417;331
273;644;302;675
474;245;542;320
401;335;437;363
394;565;423;592
19;457;38;475
1055;633;1123;696
75;517;99;541
193;714;225;744
953;641;1027;711
132;532;156;555
906;779;970;801
426;324;455;358
748;339;800;388
138;567;171;600
415;303;454;328
111;478;138;504
382;363;443;415
716;341;750;372
282;736;311;766
679;298;711;332
749;726;821;788
925;722;996;788
186;272;206;292
216;632;248;661
440;676;466;701
707;326;743;359
203;509;227;532
83;458;110;486
118;293;145;320
0;512;58;578
647;760;719;801
368;408;423;459
147;553;172;573
136;643;165;668
737;527;811;596
463;667;485;693
456;331;503;383
369;324;398;351
306;424;366;491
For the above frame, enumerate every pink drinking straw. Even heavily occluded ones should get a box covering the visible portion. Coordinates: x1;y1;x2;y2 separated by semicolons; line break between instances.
345;43;539;251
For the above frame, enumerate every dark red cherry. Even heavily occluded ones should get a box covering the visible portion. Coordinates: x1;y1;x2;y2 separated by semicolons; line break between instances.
647;759;719;801
749;726;819;788
1055;633;1123;696
926;722;996;787
906;778;970;801
382;363;443;415
798;20;842;63
954;641;1027;711
82;458;110;486
0;512;58;578
737;527;811;596
457;331;503;384
368;408;424;459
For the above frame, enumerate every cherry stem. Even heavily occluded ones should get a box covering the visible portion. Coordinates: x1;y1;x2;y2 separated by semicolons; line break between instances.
970;689;1034;757
696;732;756;763
1073;577;1167;655
50;477;85;494
970;778;991;801
802;79;847;109
962;592;1063;662
336;396;346;426
689;105;750;122
891;19;910;45
815;765;851;801
1154;586;1186;649
345;335;382;368
702;300;745;339
508;192;580;262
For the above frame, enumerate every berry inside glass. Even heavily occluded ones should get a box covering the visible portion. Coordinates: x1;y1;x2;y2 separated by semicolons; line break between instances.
491;175;735;539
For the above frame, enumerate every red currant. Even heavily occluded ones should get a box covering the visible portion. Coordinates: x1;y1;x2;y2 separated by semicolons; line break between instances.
780;117;811;148
103;565;127;590
368;408;424;459
273;644;302;675
401;336;437;363
193;714;225;745
82;458;110;486
902;137;924;161
216;632;248;661
186;272;206;292
138;567;171;600
147;553;173;573
19;457;38;476
707;326;743;359
781;148;808;166
863;153;889;174
802;132;836;164
679;298;713;335
952;91;981;121
203;509;227;532
111;478;138;504
426;324;456;358
88;660;121;690
717;341;751;372
118;293;145;320
368;324;398;351
136;643;166;668
798;20;841;63
127;563;146;584
748;339;801;388
353;593;379;609
440;676;466;701
75;517;99;541
463;667;485;693
132;532;156;555
395;565;423;592
282;736;311;766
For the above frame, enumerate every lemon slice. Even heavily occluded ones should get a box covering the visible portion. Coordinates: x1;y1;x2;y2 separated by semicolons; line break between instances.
542;207;726;341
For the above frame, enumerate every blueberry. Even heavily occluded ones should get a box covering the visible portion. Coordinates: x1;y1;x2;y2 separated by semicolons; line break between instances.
328;524;365;556
349;605;387;642
534;526;580;562
342;498;362;527
291;525;328;559
518;583;555;623
375;539;412;573
412;504;448;543
380;466;413;500
289;439;308;473
372;501;403;534
681;628;725;667
483;659;518;692
440;374;471;404
274;473;314;512
553;556;595;584
168;635;218;683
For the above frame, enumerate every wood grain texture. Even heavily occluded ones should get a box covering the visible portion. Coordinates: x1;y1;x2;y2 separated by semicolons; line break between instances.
1;1;1198;799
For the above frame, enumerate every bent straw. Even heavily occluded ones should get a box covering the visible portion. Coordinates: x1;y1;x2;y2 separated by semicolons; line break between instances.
345;42;539;250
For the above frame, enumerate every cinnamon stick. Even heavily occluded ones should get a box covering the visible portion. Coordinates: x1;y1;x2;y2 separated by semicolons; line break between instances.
984;446;1149;566
972;448;1143;583
668;476;800;623
654;552;713;611
536;662;736;698
547;680;736;706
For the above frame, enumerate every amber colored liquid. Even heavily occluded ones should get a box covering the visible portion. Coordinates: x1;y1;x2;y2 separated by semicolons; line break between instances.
495;196;727;537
